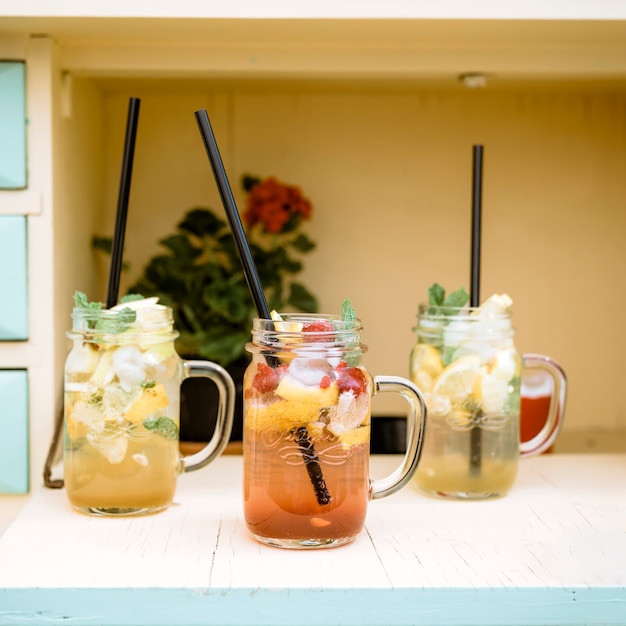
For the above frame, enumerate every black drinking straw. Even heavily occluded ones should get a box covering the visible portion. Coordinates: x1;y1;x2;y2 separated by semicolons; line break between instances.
469;144;484;475
471;145;483;309
44;97;141;488
194;109;332;506
193;110;269;319
106;97;141;309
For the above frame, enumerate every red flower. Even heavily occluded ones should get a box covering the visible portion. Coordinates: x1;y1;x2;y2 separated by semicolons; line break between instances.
243;177;313;234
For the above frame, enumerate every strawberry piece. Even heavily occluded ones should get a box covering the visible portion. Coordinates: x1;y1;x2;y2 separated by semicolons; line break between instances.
336;366;367;396
251;362;285;394
302;320;335;342
319;375;331;389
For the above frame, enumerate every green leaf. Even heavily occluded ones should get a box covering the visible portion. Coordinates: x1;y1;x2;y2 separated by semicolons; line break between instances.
111;199;318;367
427;283;445;307
72;292;137;332
159;234;202;262
92;236;113;254
443;287;469;309
290;233;316;253
426;284;470;318
203;281;250;322
143;416;179;440
341;299;357;322
279;257;302;274
95;308;137;334
177;208;226;238
73;291;103;311
141;256;190;296
339;299;360;365
196;328;250;365
120;293;144;303
241;174;261;192
288;283;319;312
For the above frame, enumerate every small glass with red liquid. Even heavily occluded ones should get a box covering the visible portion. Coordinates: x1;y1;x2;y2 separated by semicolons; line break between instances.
520;364;562;454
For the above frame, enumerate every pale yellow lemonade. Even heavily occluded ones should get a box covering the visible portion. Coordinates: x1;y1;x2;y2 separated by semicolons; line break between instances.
64;297;184;515
410;294;522;498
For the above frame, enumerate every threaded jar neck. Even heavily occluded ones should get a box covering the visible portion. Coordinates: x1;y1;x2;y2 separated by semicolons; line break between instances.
248;314;366;360
68;305;178;344
415;304;515;343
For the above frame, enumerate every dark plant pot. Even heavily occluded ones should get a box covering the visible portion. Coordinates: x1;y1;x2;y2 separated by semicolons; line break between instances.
370;416;407;454
180;362;247;443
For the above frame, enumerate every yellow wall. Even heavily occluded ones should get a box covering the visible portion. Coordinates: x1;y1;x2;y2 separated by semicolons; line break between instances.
88;79;626;435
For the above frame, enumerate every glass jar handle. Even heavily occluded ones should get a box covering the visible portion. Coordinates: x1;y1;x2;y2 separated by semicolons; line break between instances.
370;376;428;500
519;354;567;458
180;360;235;472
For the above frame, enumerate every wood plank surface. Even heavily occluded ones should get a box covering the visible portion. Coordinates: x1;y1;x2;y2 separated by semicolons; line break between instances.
0;454;624;625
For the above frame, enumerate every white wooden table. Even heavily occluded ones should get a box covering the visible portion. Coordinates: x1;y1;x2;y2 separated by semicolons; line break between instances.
0;454;624;626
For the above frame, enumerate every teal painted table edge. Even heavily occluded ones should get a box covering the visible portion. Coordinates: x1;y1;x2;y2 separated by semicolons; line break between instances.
0;587;624;626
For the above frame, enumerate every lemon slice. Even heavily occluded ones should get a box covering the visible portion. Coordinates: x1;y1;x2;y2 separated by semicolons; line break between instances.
89;349;115;386
275;375;339;406
432;355;481;406
477;293;512;315
410;344;444;392
270;310;303;333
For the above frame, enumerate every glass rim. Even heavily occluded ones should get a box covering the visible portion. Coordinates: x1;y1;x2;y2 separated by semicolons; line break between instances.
249;313;365;355
253;313;362;332
417;303;512;317
69;305;177;337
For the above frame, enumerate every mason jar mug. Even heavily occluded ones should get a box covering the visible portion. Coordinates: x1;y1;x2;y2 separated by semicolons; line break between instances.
410;303;566;500
243;314;428;549
64;301;235;516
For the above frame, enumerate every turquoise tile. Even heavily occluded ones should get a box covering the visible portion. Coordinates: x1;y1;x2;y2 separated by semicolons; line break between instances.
0;215;28;340
0;61;27;189
0;370;29;493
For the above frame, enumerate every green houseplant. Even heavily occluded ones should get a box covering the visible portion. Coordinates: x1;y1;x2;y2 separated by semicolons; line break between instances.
94;174;319;440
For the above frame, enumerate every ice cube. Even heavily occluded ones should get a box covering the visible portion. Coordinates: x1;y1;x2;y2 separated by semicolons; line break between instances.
490;347;519;382
87;432;128;464
66;342;100;375
476;373;510;414
288;358;334;387
72;400;105;432
112;344;146;392
327;391;368;436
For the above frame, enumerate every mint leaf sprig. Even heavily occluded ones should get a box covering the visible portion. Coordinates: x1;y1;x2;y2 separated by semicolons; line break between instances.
341;298;357;322
339;298;360;365
73;290;137;333
143;416;179;440
73;290;104;312
427;283;469;317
